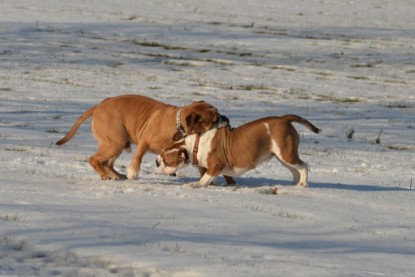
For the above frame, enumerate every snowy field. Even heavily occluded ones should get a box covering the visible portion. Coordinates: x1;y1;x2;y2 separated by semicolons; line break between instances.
1;0;415;276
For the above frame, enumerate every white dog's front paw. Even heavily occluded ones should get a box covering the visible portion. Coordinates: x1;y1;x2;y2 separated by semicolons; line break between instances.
295;182;308;187
190;183;204;189
190;182;210;189
127;167;138;180
182;183;205;189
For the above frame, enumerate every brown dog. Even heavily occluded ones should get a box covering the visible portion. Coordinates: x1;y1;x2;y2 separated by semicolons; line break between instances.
156;114;321;187
56;94;234;181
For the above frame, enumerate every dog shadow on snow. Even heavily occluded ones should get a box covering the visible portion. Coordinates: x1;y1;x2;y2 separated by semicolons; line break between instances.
167;175;412;192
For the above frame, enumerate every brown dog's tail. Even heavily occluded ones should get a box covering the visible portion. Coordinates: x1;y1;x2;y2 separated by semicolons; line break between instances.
283;114;321;134
56;106;96;146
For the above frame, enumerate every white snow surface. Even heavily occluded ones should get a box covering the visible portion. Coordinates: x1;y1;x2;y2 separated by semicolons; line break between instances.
1;0;415;276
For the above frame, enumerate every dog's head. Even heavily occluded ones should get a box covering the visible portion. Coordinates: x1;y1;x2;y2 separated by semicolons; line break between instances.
179;101;229;136
156;139;189;175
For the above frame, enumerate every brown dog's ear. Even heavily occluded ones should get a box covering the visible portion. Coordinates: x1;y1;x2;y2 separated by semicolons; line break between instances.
185;113;202;126
172;131;185;141
185;114;193;132
185;113;202;133
208;107;219;123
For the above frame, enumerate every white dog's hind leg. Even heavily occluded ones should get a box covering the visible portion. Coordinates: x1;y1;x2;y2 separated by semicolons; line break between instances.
275;156;308;187
281;163;301;185
290;163;308;187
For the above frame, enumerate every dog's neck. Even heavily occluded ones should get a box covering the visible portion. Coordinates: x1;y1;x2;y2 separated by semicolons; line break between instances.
184;128;217;168
175;108;185;134
184;134;198;165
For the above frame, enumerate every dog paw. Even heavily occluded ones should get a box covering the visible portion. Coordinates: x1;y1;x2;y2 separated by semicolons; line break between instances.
296;182;308;187
127;173;138;180
127;168;138;180
190;183;209;189
101;174;112;181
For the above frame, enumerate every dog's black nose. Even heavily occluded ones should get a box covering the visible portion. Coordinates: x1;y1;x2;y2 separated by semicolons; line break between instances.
155;160;160;167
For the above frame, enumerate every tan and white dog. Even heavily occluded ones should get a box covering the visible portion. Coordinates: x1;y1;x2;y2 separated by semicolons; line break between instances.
156;114;321;187
56;94;234;182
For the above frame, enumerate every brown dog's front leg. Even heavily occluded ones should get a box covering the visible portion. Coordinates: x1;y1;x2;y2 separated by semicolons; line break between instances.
127;143;148;180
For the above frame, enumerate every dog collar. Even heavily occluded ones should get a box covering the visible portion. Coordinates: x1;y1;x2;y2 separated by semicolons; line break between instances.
192;133;200;167
176;108;186;134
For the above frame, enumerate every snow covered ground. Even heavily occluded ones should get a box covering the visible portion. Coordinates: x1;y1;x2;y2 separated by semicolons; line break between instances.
1;0;414;276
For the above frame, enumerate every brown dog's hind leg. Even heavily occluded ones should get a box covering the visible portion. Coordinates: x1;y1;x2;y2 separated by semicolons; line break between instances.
89;143;125;180
104;155;127;180
89;155;109;180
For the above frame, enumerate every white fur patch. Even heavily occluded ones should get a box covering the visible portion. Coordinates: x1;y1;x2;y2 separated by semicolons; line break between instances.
270;138;283;162
196;128;217;168
264;122;271;136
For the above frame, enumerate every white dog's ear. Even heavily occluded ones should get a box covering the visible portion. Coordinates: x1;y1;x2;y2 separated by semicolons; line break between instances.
179;149;190;164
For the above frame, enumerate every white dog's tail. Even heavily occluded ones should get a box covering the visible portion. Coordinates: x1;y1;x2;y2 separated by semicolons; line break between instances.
56;106;96;146
283;114;321;134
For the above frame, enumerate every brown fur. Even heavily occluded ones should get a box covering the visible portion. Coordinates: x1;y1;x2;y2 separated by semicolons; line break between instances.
56;94;229;180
